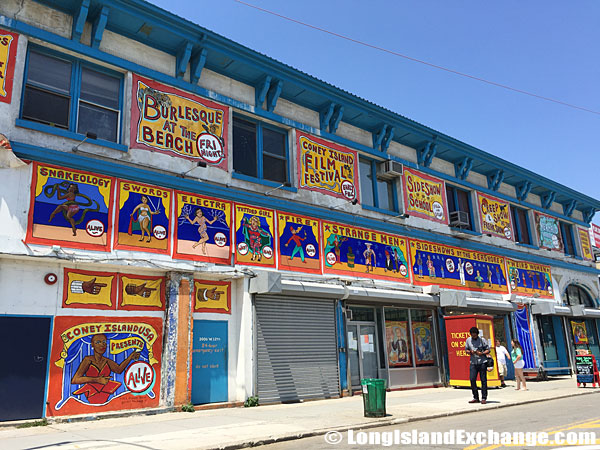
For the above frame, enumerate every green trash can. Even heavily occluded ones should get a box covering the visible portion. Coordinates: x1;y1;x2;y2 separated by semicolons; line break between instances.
360;378;386;417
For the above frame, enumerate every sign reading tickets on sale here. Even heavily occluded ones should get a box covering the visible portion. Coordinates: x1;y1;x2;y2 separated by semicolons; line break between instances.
402;168;448;224
297;131;359;202
131;74;228;170
477;192;513;240
578;227;594;261
0;30;18;104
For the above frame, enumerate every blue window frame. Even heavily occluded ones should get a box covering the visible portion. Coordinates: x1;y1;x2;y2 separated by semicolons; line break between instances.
446;184;474;231
20;46;124;145
359;157;397;212
510;205;532;245
560;221;578;257
232;115;289;185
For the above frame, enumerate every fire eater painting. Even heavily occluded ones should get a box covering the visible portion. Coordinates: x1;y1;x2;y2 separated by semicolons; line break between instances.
47;316;162;416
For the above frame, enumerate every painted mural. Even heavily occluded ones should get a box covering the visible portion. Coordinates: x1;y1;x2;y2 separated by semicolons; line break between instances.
27;163;114;251
174;191;232;264
477;192;513;240
535;212;564;252
296;132;359;201
409;239;508;294
130;74;228;169
385;321;411;367
578;227;594;261
322;221;411;282
572;321;589;345
277;212;321;274
412;321;434;365
193;280;231;314
114;180;172;254
0;30;18;104
47;316;162;416
402;168;448;224
234;203;276;267
62;268;116;310
505;258;553;298
119;274;165;311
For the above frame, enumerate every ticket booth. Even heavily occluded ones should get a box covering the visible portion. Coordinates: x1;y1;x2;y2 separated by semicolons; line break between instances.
444;314;501;388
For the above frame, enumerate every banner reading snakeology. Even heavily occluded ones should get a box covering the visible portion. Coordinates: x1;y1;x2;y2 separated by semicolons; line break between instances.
277;212;321;275
26;163;115;251
234;203;276;268
47;316;163;417
0;30;18;103
402;168;449;224
409;239;508;294
477;192;513;240
322;221;411;282
505;258;553;299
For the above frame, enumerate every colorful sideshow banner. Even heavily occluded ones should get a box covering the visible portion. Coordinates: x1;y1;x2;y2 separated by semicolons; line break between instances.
385;321;411;367
119;274;165;311
0;30;18;103
62;268;116;310
27;163;115;251
114;180;172;254
193;280;231;314
477;192;513;240
402;168;448;224
592;224;600;248
277;212;321;274
506;258;553;298
174;191;232;264
296;131;359;201
535;212;564;252
571;321;589;345
578;227;594;261
412;321;434;365
234;204;276;268
130;74;228;169
322;221;411;282
409;239;508;294
47;316;163;417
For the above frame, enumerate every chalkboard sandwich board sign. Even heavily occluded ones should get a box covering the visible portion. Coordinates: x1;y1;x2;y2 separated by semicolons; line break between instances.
575;354;599;387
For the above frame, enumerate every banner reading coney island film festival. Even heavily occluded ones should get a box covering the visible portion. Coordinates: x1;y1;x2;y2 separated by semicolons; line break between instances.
477;192;513;240
297;132;359;202
402;168;448;224
505;258;553;298
26;163;115;251
409;239;508;294
131;74;228;169
234;203;276;268
0;30;19;104
578;227;594;261
322;221;410;283
277;212;321;275
46;316;163;417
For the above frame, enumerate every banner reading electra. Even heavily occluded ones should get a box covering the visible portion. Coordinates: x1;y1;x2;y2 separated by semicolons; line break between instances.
297;132;359;201
505;258;553;298
409;239;508;294
477;192;513;240
277;212;321;274
402;168;448;224
26;163;114;251
130;74;228;169
322;221;411;282
234;204;276;268
0;30;18;104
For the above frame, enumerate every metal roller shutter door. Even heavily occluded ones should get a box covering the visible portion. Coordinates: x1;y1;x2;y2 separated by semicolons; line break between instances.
256;295;339;403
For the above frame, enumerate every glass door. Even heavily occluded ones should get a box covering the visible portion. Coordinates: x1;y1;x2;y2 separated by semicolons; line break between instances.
347;323;378;388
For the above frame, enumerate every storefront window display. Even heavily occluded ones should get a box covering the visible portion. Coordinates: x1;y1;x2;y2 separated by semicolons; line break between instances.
570;319;600;360
538;316;559;361
384;308;437;369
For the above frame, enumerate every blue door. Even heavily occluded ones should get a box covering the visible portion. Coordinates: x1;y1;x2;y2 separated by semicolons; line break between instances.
0;316;51;421
191;320;228;404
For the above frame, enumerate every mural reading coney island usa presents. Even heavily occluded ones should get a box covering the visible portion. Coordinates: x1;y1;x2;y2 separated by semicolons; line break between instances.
234;204;276;268
114;180;172;254
477;192;513;240
47;316;162;416
322;221;410;282
131;74;228;170
297;132;359;201
174;191;232;264
402;168;448;224
277;212;321;274
27;163;114;251
506;258;553;298
409;239;508;294
0;30;19;103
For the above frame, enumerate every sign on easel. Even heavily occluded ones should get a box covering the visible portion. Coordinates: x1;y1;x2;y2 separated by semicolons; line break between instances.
575;354;599;387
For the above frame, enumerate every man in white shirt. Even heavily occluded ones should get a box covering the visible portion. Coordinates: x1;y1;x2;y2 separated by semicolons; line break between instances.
496;341;510;388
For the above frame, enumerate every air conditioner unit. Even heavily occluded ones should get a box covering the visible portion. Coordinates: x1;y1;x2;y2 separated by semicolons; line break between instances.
377;160;403;179
449;210;470;229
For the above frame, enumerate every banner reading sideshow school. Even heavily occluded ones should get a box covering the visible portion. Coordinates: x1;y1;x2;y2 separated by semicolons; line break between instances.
477;192;513;240
506;258;553;298
278;212;321;274
297;132;359;201
409;239;508;294
578;227;594;261
0;30;19;104
402;168;448;224
322;221;410;282
131;74;228;169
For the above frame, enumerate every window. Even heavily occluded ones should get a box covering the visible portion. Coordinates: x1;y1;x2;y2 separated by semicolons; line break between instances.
564;284;595;308
559;221;577;256
359;158;396;211
232;116;288;184
510;206;532;245
446;185;473;231
21;48;122;143
537;316;559;361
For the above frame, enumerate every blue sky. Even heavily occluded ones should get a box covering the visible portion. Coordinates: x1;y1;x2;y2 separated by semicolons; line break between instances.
150;0;600;223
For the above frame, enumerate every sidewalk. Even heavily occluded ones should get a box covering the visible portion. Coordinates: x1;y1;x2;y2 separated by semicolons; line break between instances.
2;377;598;450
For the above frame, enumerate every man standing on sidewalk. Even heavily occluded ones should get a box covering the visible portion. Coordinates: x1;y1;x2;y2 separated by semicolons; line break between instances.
465;327;490;404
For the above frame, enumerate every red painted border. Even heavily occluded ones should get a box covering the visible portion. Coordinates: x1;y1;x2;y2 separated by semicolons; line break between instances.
233;203;277;268
277;211;323;275
62;267;117;310
402;168;449;225
193;279;231;314
118;273;166;311
476;191;514;241
0;30;19;104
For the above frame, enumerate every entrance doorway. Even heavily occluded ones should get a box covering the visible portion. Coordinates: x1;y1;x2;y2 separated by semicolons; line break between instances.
347;317;379;388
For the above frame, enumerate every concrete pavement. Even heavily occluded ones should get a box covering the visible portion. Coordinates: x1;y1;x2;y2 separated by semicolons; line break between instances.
2;376;599;450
